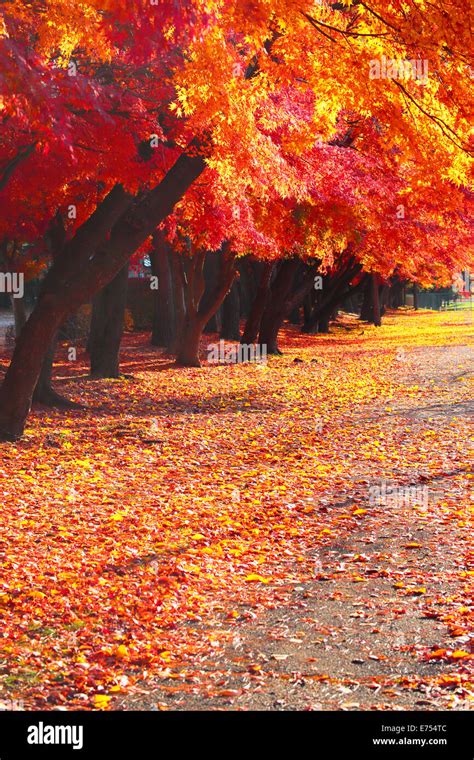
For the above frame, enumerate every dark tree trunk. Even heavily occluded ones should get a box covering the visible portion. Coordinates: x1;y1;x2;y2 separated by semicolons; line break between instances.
360;276;373;321
241;262;274;345
169;251;186;354
11;292;28;337
178;246;208;366
0;298;67;439
413;283;419;310
343;294;358;314
237;257;257;317
313;275;367;333
0;146;206;440
317;310;331;333
204;311;221;334
288;305;301;325
203;253;222;334
303;258;362;334
176;315;204;368
379;283;389;316
32;332;80;408
33;333;57;404
303;292;313;330
258;310;282;354
302;279;327;334
220;279;240;340
175;246;236;367
258;259;317;354
360;274;382;325
372;274;382;326
257;259;298;355
389;277;404;309
89;263;129;378
150;232;175;348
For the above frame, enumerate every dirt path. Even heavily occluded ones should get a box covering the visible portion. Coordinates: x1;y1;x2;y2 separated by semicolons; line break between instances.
117;337;473;711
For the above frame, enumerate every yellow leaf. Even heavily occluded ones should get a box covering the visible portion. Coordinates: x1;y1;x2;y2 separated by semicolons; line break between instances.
245;574;271;584
93;695;111;709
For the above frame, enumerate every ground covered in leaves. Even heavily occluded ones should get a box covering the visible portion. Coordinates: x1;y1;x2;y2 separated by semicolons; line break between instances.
0;310;472;711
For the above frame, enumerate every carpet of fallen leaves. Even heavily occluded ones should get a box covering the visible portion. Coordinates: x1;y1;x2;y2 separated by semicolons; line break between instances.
0;309;472;710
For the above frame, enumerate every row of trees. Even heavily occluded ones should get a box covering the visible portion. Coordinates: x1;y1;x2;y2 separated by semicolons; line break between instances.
0;0;472;440
1;241;404;372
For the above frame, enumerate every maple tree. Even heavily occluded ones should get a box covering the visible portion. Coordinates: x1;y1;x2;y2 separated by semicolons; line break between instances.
0;0;472;438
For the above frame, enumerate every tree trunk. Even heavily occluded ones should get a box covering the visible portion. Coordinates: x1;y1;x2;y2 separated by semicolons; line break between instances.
175;314;205;367
303;258;362;334
203;253;222;334
317;310;331;333
11;292;28;337
303;292;317;332
237;257;256;317
33;332;57;404
360;274;382;325
258;259;301;354
372;274;382;326
220;279;240;340
413;283;419;310
302;278;327;334
0;146;206;440
89;263;129;378
288;305;301;325
204;311;221;334
389;277;404;309
258;309;282;354
150;232;175;348
169;251;186;354
241;262;274;344
379;283;389;316
360;276;373;321
175;246;236;367
32;332;80;408
0;297;67;439
259;259;320;353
